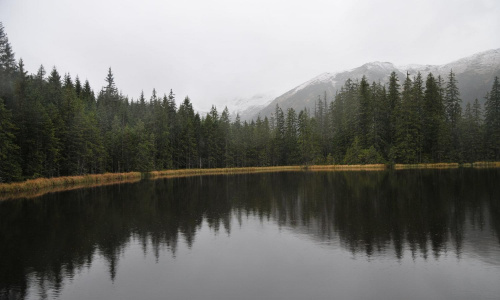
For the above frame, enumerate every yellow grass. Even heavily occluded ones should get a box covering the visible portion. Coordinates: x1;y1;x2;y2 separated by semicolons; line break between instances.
0;178;141;201
471;161;500;168
0;172;142;195
393;163;460;169
394;162;500;169
1;162;499;200
149;166;302;178
307;164;386;171
149;164;387;179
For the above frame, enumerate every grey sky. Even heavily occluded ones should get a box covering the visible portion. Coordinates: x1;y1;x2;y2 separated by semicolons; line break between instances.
1;0;499;112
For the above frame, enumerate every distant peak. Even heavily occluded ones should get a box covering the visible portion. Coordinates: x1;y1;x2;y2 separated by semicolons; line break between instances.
312;72;333;80
469;48;500;57
445;48;499;63
396;64;433;71
362;61;395;69
289;72;336;96
306;72;336;84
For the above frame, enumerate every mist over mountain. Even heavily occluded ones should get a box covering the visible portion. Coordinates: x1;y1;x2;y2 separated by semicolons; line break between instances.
226;93;275;121
240;49;500;120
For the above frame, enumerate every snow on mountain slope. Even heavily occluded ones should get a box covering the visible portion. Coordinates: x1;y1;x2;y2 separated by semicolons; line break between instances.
289;72;338;97
226;93;275;121
250;49;500;120
440;49;500;74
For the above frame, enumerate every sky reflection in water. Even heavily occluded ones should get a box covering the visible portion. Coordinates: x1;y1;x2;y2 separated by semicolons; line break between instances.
1;169;499;300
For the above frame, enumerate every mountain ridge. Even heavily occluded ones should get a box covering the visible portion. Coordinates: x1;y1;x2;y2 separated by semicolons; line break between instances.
240;48;500;120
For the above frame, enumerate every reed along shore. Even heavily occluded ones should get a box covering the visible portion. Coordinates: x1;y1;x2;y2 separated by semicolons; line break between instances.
1;162;499;200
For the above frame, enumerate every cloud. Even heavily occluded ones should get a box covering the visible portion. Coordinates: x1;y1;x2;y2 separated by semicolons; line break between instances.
1;0;499;112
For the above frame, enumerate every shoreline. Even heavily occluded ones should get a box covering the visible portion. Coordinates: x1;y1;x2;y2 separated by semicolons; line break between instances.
1;162;499;200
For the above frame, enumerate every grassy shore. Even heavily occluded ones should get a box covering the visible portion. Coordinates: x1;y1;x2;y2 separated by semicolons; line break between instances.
0;172;142;199
1;162;499;200
148;166;302;178
393;161;500;169
148;164;388;179
0;178;142;201
393;163;460;169
307;164;386;171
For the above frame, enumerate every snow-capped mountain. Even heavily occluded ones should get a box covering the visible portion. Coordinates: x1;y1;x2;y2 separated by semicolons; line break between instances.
249;49;500;120
226;93;275;121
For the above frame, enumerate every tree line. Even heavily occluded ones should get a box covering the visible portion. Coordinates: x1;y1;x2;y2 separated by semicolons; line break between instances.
1;23;500;182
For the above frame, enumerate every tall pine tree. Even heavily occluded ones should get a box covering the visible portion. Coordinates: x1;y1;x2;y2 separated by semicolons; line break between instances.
484;76;500;159
444;70;462;161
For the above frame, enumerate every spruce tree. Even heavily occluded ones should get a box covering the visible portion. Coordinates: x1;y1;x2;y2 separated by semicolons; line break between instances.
130;120;155;172
387;71;400;146
412;72;424;162
342;79;359;150
391;74;419;163
202;106;220;168
422;73;445;162
297;110;315;164
461;103;474;161
105;67;117;95
444;70;462;160
274;105;285;165
444;70;461;126
82;80;95;103
331;89;346;162
358;76;371;148
150;93;172;170
0;97;21;182
254;115;271;166
484;76;500;159
285;108;299;164
370;81;387;158
177;97;197;168
231;114;244;167
219;107;232;167
75;76;82;97
0;22;17;107
472;98;484;160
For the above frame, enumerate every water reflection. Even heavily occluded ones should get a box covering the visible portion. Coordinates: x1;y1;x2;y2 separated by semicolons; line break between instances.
0;169;499;299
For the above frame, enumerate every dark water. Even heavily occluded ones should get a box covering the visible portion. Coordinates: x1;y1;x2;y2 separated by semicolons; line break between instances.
1;169;500;300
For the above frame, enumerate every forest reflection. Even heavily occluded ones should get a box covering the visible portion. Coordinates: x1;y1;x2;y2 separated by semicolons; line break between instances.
0;169;499;299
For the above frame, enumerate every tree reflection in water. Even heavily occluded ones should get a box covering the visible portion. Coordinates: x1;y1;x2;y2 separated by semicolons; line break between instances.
0;169;499;299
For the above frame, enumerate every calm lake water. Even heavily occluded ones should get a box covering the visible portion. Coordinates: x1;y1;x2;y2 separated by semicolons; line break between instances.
1;169;500;300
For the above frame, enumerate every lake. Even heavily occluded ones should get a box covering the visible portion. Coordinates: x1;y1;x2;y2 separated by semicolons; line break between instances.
1;169;499;300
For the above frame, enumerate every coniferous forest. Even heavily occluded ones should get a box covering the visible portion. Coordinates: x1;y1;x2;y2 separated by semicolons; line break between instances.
1;23;500;183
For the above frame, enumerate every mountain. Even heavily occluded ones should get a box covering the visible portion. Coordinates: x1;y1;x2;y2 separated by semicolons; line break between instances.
226;93;275;121
248;49;500;120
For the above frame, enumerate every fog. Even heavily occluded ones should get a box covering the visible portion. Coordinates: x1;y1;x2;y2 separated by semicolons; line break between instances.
1;0;499;112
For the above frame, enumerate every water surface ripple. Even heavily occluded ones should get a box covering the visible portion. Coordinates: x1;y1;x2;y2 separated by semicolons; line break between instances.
0;169;499;299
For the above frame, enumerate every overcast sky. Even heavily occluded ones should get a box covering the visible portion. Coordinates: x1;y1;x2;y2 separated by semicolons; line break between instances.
1;0;499;112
